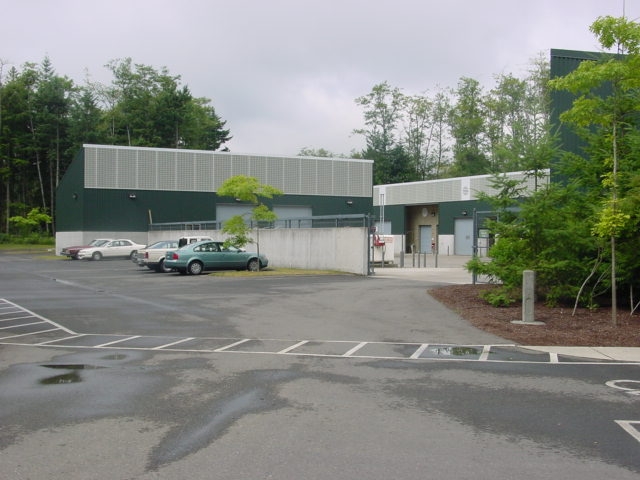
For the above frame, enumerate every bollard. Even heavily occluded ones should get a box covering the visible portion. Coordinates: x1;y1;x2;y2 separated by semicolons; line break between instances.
511;270;545;325
522;270;535;322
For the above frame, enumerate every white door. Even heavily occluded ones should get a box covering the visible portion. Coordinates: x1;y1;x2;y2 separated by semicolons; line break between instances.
454;218;473;255
420;225;432;253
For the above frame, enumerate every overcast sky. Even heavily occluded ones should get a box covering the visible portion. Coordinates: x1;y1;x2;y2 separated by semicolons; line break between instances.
3;0;639;156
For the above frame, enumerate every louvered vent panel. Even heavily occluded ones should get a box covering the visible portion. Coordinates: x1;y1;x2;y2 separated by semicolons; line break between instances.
98;148;118;188
281;158;298;194
249;156;267;181
299;158;316;195
333;161;349;196
175;151;194;191
233;156;249;176
316;161;333;195
157;153;175;190
137;150;156;189
84;148;98;187
194;153;213;191
119;149;137;189
83;145;373;196
214;155;234;190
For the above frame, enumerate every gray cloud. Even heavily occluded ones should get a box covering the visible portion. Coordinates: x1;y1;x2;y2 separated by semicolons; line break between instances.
3;0;637;155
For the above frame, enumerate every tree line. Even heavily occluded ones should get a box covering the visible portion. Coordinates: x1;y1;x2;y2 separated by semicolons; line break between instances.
302;53;553;186
0;57;231;235
469;16;640;320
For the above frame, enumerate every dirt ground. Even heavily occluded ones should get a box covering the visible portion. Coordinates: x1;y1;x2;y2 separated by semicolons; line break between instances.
429;284;640;347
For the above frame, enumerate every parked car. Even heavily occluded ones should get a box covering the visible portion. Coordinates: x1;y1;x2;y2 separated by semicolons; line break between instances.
135;240;179;272
164;240;268;275
77;239;146;261
60;238;112;259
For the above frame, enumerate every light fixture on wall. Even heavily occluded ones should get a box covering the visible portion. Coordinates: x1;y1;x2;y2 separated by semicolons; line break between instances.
461;210;468;216
72;192;78;200
128;192;137;200
346;200;353;206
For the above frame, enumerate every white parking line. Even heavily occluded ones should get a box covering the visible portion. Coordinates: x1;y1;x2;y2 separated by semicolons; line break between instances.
615;421;640;443
95;336;141;348
0;300;637;365
215;338;251;352
153;337;195;350
0;299;76;334
343;342;367;357
0;328;61;340
279;340;309;354
0;315;34;323
479;345;491;361
410;344;429;359
0;320;46;330
38;334;87;345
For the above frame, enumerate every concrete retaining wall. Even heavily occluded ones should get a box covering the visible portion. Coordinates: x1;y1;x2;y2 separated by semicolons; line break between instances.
57;227;369;275
152;227;369;275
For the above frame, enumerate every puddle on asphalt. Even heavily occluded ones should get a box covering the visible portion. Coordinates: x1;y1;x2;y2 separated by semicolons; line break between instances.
101;354;127;360
423;346;482;358
38;364;104;386
40;371;82;385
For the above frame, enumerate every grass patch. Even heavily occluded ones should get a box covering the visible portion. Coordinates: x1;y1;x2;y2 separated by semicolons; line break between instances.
207;267;351;277
0;244;62;260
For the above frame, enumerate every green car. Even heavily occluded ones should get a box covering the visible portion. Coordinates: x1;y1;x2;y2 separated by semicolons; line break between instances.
164;240;268;275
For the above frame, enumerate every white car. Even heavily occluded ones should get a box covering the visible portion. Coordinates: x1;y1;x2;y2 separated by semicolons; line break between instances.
135;240;179;272
77;239;146;261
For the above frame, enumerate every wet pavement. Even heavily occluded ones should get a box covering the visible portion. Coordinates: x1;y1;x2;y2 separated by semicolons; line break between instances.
1;297;637;364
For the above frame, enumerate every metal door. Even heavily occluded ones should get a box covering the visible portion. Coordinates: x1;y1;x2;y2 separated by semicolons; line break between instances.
454;218;473;255
419;225;432;253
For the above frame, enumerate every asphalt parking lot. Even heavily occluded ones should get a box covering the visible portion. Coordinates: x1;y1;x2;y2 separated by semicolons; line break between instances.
1;252;639;479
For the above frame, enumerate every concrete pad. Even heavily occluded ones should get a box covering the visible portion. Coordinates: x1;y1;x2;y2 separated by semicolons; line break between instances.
525;346;640;362
592;347;640;362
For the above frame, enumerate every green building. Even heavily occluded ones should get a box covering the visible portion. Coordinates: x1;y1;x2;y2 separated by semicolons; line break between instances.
56;144;373;252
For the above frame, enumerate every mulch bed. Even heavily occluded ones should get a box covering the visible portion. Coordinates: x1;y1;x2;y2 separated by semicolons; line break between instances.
429;284;640;347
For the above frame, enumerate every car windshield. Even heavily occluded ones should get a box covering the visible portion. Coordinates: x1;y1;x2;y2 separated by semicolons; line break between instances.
90;239;109;247
148;241;177;249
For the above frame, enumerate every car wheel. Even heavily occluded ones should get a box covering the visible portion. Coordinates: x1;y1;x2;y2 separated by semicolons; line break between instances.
158;259;172;273
188;261;204;275
129;251;137;260
247;259;259;272
92;251;102;261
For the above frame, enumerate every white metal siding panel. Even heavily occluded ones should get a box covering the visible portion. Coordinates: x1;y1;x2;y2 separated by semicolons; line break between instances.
83;145;372;197
374;171;550;206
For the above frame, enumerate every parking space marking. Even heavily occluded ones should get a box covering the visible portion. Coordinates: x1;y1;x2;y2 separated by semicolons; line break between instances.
0;299;638;364
343;342;368;357
410;343;429;359
479;345;491;361
95;336;141;348
0;328;61;341
153;337;195;350
278;340;309;354
0;299;76;335
38;334;87;345
615;421;640;443
215;338;251;352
